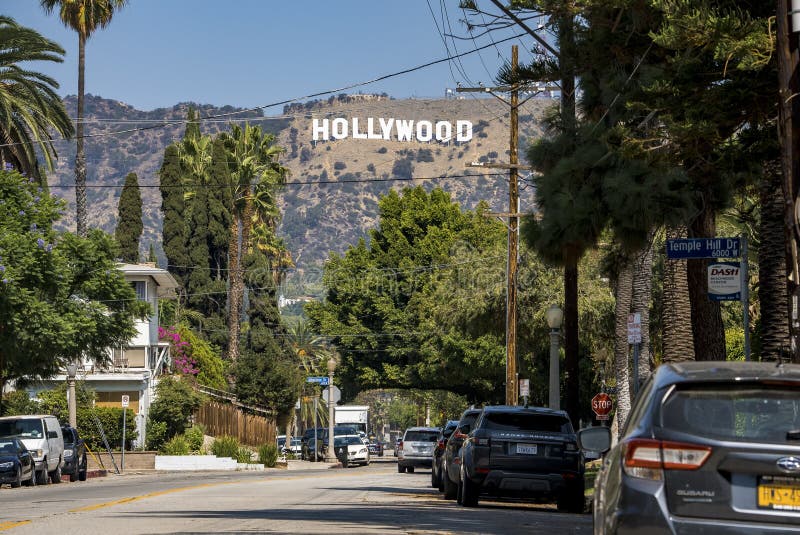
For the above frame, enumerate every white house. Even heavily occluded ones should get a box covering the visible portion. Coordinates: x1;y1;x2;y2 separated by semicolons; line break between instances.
28;263;179;448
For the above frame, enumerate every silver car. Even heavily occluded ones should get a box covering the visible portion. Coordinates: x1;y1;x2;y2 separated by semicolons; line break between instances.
398;426;440;473
580;361;800;534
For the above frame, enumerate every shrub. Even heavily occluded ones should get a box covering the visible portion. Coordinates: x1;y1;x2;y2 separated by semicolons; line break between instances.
377;147;388;154
258;443;279;467
236;447;253;463
184;425;205;452
162;435;190;455
146;420;168;451
333;161;346;170
148;376;204;441
211;435;240;458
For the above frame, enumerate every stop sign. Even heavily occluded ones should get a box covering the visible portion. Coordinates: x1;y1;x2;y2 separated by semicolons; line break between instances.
591;392;613;420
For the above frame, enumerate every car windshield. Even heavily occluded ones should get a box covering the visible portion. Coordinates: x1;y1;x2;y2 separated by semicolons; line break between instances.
62;430;75;446
662;385;800;443
0;439;19;453
335;436;364;446
405;430;438;442
0;420;43;438
482;412;573;433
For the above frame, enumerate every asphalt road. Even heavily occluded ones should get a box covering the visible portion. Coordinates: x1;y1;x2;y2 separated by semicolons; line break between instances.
0;461;592;534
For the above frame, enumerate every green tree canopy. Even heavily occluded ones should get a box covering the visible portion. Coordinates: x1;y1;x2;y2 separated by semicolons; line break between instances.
114;171;142;263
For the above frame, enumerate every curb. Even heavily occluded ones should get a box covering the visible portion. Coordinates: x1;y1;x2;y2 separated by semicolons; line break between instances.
60;469;108;482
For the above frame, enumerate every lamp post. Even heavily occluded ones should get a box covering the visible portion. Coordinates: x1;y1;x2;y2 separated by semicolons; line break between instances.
66;363;78;428
325;357;337;463
545;304;563;411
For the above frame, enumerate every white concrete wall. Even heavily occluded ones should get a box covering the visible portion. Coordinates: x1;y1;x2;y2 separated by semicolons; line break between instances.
155;455;238;471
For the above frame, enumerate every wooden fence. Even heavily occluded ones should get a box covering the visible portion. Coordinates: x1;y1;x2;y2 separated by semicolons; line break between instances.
195;401;276;448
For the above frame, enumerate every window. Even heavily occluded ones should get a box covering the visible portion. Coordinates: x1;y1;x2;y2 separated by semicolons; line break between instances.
482;412;573;433
404;430;439;442
131;281;146;301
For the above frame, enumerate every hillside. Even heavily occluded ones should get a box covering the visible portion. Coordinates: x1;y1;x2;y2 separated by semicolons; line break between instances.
47;94;553;294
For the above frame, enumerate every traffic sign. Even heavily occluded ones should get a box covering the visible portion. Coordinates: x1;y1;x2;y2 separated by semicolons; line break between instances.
306;376;329;386
627;313;642;344
121;395;130;408
591;392;613;420
707;262;741;301
519;379;530;398
666;237;740;259
322;385;341;404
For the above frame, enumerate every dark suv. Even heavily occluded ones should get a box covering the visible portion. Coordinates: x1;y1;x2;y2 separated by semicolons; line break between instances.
432;420;459;490
580;361;800;534
442;408;483;500
60;426;87;482
459;406;584;510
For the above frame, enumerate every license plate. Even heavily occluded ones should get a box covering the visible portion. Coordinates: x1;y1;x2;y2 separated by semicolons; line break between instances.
758;476;800;511
516;443;537;455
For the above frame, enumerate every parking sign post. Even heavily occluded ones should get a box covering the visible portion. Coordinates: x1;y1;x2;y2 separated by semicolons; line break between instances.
121;395;129;472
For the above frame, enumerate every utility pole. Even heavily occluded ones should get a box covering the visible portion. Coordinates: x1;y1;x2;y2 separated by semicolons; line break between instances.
458;46;533;406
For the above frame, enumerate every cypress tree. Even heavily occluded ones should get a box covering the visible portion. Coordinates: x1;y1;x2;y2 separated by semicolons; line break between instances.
159;144;189;287
186;179;213;314
114;172;143;263
147;242;157;265
208;137;233;280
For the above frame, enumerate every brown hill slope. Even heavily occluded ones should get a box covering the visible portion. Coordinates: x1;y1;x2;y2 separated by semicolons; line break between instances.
47;94;552;278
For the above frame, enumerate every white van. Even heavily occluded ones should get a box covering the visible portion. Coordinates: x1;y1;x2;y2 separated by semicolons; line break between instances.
0;415;64;484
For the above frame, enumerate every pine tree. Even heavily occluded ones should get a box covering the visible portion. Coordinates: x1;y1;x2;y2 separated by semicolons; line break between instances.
186;177;212;314
208;137;232;280
159;144;189;287
114;172;142;263
147;242;157;265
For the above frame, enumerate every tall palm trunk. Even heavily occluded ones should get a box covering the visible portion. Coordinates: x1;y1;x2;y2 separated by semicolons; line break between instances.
227;199;254;363
663;226;695;362
613;259;633;431
759;163;791;360
688;209;726;360
632;237;654;380
75;33;87;237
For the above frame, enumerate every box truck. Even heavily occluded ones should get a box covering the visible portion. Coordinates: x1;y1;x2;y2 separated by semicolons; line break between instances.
334;405;369;435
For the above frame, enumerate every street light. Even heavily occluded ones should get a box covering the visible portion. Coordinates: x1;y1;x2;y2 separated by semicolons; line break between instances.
325;357;337;463
545;304;563;411
66;363;78;428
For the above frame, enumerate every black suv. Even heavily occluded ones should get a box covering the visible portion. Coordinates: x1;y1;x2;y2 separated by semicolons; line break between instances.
459;406;583;510
432;420;459;490
442;408;483;500
60;426;87;482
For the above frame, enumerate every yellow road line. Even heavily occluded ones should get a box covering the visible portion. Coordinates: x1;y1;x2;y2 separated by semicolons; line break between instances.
0;521;31;531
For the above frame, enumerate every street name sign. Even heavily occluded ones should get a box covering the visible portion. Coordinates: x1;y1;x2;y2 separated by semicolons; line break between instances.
306;376;330;386
666;237;741;259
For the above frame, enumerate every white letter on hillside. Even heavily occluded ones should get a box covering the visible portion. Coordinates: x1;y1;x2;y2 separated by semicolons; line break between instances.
396;120;414;141
435;121;452;142
312;119;329;141
379;118;395;140
367;118;382;140
332;118;348;140
416;121;433;142
352;118;367;139
456;120;473;142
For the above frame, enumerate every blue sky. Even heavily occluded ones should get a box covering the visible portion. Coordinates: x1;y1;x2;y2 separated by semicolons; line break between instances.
5;1;538;112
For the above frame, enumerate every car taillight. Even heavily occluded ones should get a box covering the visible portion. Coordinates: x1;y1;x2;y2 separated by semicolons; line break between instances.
398;440;403;450
623;438;711;480
437;439;446;449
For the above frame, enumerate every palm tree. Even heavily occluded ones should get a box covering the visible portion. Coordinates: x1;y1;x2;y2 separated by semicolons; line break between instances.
219;123;287;362
0;16;73;180
287;322;330;442
40;0;128;236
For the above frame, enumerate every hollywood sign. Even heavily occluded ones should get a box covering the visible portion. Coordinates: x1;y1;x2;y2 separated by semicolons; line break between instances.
312;118;473;143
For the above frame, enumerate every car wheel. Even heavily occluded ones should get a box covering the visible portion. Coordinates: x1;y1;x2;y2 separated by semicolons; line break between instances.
398;464;406;473
49;464;62;484
557;479;585;513
24;465;36;487
443;471;457;499
36;467;48;486
78;456;88;482
11;467;22;488
407;466;415;474
431;467;438;488
461;474;479;507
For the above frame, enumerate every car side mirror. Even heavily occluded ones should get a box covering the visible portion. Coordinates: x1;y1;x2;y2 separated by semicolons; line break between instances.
47;431;58;439
577;426;611;454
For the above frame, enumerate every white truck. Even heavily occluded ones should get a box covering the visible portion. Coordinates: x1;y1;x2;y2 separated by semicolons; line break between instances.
334;405;369;436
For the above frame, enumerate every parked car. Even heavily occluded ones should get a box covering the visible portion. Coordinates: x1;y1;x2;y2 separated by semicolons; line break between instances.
367;440;384;457
580;361;800;534
394;437;402;457
276;435;302;456
458;405;584;510
0;414;63;485
333;435;371;467
432;420;459;490
301;426;359;461
61;426;87;482
397;426;440;473
442;407;483;499
0;437;36;488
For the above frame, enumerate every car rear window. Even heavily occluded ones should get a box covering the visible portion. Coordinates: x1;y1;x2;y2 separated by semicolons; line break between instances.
405;430;438;442
482;412;573;433
662;386;800;443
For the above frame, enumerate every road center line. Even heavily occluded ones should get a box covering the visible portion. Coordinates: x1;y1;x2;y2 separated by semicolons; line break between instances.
0;521;31;532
